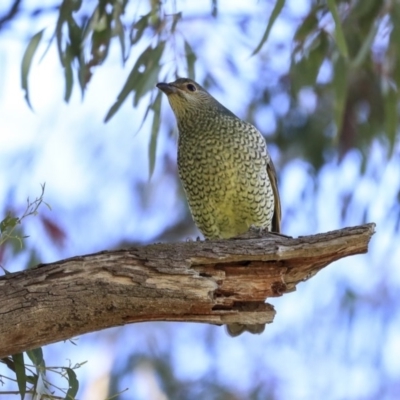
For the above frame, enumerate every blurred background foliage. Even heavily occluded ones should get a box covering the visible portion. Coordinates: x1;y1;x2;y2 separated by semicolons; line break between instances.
1;0;400;399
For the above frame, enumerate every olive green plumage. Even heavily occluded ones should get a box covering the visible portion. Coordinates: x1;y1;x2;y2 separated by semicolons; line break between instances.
157;78;281;337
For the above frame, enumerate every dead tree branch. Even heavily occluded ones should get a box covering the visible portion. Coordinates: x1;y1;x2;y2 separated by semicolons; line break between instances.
0;223;375;357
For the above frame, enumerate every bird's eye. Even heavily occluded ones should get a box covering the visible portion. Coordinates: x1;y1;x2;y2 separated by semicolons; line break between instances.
186;84;197;92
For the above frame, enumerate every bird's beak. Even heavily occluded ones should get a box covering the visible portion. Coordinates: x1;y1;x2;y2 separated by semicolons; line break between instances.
156;82;177;95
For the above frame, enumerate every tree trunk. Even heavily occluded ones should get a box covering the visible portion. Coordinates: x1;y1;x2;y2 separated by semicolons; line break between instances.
0;223;375;357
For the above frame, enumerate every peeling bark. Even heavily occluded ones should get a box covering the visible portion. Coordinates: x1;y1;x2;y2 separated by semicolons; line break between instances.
0;223;375;357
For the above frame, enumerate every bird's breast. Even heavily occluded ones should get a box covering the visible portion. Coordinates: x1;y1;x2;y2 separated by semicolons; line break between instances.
176;122;274;239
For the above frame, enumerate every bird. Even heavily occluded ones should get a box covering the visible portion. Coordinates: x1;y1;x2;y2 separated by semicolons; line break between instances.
156;78;281;337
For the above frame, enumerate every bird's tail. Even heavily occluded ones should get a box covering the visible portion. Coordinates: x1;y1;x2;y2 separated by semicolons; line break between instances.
226;323;265;337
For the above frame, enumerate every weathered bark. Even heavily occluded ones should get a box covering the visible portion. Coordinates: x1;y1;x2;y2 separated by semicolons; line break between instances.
0;223;375;357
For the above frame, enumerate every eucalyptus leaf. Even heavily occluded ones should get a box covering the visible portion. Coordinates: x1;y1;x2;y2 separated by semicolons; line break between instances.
326;0;349;58
21;29;44;109
135;102;153;135
134;67;161;106
252;0;285;55
149;91;162;179
64;48;74;102
184;40;196;79
64;368;79;399
115;15;126;62
389;3;400;91
133;43;165;105
294;13;319;42
55;1;70;63
106;42;165;121
78;55;89;97
67;16;82;56
104;60;141;122
350;21;378;69
71;0;82;12
12;353;26;400
290;31;328;94
131;12;150;44
27;347;44;367
383;84;398;157
332;55;348;138
171;12;182;33
0;214;19;233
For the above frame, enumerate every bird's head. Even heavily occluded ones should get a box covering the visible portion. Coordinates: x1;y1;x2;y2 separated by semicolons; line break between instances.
156;78;234;121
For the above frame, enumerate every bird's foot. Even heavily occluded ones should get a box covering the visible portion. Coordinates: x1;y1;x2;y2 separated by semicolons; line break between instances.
233;227;292;240
186;236;204;242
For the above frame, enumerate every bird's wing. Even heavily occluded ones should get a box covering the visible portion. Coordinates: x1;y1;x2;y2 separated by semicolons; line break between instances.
266;156;281;233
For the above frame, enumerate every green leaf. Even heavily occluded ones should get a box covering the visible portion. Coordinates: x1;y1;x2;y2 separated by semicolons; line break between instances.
81;9;94;41
350;21;378;69
0;214;20;233
383;83;398;157
55;1;71;64
149;91;162;179
171;12;182;33
294;13;319;43
131;12;150;44
25;374;38;385
115;15;126;63
91;22;111;65
12;353;26;400
21;29;44;109
67;16;82;57
135;102;152;135
104;65;139;122
326;0;349;58
252;0;285;55
133;42;165;105
27;348;44;367
105;46;153;122
65;368;79;399
71;0;82;12
105;43;165;122
389;3;400;91
134;68;161;106
352;0;382;20
184;40;196;80
64;48;74;102
332;55;348;138
25;348;44;393
78;55;89;97
290;31;328;94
